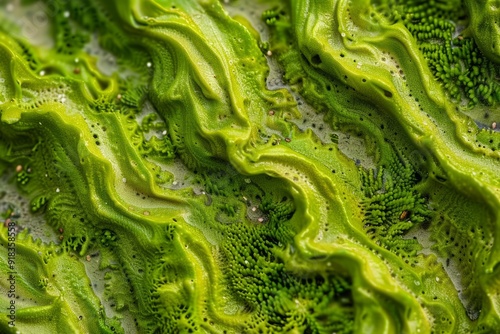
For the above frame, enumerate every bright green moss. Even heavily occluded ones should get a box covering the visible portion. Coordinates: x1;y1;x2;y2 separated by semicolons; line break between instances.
221;221;355;333
0;0;499;333
373;0;500;111
361;155;431;258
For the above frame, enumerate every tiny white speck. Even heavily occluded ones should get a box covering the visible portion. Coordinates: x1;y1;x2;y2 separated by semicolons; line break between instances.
414;280;420;286
258;217;264;222
172;181;178;185
242;196;247;201
122;178;127;183
244;260;249;264
146;62;152;68
45;174;48;177
251;206;257;212
201;191;206;195
60;97;66;103
341;32;346;37
436;277;440;282
492;122;497;129
39;70;45;76
63;11;70;18
162;130;167;135
75;58;79;63
266;50;272;57
56;188;60;193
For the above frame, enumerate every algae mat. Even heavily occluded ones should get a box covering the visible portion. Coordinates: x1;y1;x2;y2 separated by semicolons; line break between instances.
0;0;499;333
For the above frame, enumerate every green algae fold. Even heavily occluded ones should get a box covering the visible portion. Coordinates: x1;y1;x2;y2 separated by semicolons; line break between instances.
0;0;499;333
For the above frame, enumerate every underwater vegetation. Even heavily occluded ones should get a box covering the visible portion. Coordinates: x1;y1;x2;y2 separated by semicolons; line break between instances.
0;0;499;333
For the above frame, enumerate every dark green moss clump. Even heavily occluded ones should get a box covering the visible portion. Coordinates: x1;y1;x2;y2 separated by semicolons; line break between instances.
373;0;500;108
361;155;431;258
222;220;355;333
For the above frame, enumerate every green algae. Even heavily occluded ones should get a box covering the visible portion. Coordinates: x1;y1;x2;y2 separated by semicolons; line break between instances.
0;0;499;333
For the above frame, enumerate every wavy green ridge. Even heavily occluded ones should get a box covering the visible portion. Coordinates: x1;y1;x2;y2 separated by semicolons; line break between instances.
0;0;499;333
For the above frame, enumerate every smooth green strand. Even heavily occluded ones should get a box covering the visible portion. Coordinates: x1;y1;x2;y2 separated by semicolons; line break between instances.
0;229;118;333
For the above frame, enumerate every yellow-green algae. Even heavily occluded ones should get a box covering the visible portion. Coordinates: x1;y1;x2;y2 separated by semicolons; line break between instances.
0;0;499;333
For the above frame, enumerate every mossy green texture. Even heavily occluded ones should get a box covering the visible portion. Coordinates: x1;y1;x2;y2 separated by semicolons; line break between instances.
464;0;500;65
373;0;500;110
0;0;499;333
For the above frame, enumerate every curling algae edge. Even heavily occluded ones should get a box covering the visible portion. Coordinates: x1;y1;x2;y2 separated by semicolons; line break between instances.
0;0;499;333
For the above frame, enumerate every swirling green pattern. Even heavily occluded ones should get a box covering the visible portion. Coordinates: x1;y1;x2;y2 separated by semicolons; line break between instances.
0;0;499;333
